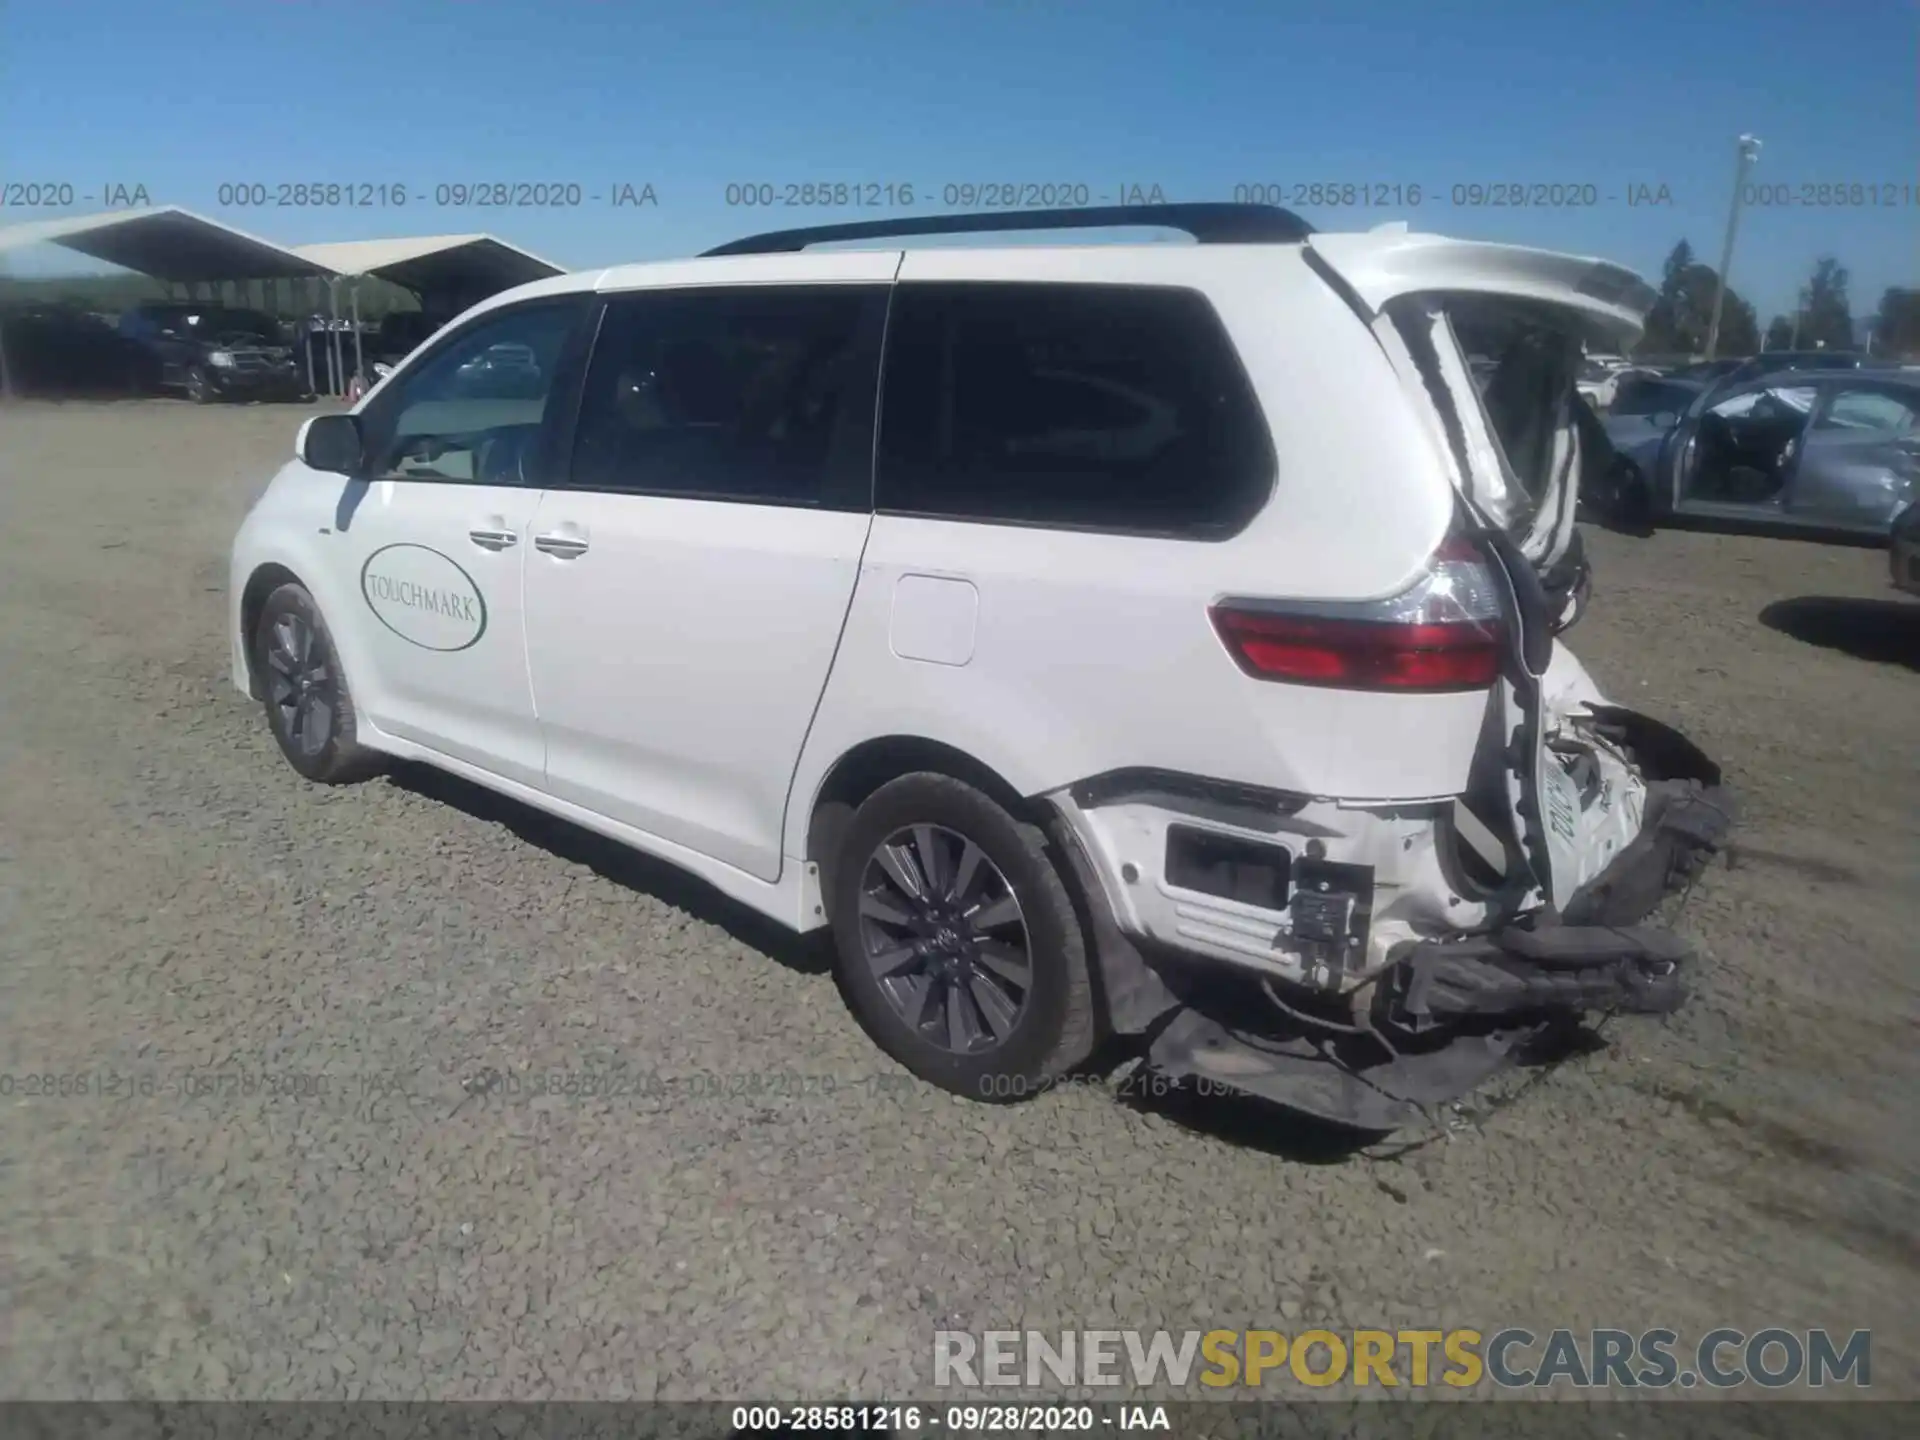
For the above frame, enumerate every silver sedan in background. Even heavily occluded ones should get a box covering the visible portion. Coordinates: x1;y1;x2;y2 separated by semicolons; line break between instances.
1593;368;1920;541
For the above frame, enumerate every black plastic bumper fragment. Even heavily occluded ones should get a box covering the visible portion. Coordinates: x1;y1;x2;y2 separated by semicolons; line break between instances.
1388;921;1694;1026
1145;1006;1532;1134
1561;778;1737;928
1143;915;1697;1132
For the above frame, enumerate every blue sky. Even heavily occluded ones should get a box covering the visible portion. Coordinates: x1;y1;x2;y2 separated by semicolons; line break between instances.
2;0;1914;320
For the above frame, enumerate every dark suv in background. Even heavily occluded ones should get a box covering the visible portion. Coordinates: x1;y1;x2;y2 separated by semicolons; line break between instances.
117;304;310;403
0;302;156;397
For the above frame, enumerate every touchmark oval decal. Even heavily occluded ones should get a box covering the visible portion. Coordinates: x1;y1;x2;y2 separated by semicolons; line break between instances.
360;544;488;652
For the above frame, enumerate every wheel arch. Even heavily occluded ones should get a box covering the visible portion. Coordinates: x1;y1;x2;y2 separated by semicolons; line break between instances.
802;734;1038;890
238;561;307;699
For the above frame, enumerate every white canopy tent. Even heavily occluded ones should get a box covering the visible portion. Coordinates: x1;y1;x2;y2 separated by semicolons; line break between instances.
0;205;339;282
0;206;351;396
1;211;569;398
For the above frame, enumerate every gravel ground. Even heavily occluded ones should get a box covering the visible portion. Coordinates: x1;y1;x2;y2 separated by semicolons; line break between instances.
2;400;1915;1403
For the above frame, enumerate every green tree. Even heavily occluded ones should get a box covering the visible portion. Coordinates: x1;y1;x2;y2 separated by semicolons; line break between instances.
1800;257;1854;350
1717;293;1760;356
1639;241;1697;353
1871;287;1920;358
1764;314;1795;351
1637;238;1760;357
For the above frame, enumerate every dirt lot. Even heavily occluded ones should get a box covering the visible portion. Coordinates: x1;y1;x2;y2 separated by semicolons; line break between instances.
2;400;1916;1402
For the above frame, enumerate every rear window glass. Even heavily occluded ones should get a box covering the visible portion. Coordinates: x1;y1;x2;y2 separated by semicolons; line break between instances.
1611;379;1696;416
874;283;1275;536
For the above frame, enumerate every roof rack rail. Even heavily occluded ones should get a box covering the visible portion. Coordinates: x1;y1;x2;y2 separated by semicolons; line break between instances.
699;202;1314;257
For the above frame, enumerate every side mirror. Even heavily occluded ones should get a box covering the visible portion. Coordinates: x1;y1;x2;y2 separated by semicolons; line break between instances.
299;413;364;475
1647;411;1679;428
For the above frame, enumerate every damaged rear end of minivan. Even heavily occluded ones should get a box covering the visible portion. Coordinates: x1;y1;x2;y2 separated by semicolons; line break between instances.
1071;232;1736;1132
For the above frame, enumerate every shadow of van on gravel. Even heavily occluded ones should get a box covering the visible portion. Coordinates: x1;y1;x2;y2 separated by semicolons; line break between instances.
381;764;1641;1166
383;761;835;978
384;762;1415;1161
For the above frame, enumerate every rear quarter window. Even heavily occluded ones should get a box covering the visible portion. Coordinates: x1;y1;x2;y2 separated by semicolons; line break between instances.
1818;389;1918;434
874;282;1275;536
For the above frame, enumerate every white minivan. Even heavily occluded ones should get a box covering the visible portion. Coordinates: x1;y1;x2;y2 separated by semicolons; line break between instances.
229;205;1733;1130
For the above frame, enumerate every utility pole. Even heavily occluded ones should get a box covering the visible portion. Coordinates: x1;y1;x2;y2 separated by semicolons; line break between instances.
1705;134;1763;361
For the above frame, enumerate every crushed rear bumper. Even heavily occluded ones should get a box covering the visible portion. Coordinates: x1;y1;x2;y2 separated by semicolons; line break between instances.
1092;774;1736;1133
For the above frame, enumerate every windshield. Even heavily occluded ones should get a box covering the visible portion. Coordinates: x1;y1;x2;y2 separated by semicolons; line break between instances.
1611;379;1697;416
186;309;281;343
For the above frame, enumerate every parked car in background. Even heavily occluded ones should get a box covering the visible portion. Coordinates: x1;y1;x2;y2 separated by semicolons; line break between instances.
1576;357;1623;409
1608;373;1707;421
0;302;157;397
452;339;543;396
118;303;309;403
1714;351;1899;391
1580;376;1699;526
1665;357;1745;386
1890;497;1920;596
1573;354;1632;407
1594;367;1920;539
1575;353;1658;410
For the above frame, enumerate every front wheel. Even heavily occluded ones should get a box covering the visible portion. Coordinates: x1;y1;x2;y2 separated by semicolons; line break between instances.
186;366;214;404
253;583;385;784
828;774;1099;1102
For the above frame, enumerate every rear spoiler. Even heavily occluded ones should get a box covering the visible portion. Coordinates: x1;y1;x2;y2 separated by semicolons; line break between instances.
1305;232;1658;349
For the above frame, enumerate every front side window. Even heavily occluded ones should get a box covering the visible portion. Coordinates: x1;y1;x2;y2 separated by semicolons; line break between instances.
363;301;583;484
1710;383;1817;422
874;282;1274;535
567;285;886;508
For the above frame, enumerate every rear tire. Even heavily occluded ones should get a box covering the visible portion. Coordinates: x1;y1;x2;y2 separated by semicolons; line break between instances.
253;583;384;785
828;773;1098;1102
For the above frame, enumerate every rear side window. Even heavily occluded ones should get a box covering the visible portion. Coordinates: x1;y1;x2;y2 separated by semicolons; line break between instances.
875;283;1275;535
1817;387;1918;434
568;285;887;509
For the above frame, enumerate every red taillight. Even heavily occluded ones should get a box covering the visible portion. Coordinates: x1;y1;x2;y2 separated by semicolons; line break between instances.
1210;536;1507;693
1209;609;1502;691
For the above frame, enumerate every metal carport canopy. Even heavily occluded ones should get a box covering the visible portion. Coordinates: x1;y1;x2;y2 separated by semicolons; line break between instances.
0;206;340;280
289;234;566;299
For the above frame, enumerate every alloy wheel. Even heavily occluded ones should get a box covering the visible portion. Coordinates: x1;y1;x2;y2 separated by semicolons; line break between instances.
264;612;336;757
856;824;1033;1054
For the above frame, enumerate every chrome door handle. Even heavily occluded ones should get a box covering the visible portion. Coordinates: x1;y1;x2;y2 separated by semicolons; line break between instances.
468;528;518;551
533;532;589;559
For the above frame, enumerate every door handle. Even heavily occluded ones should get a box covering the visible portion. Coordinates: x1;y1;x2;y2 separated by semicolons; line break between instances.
468;528;518;551
533;532;590;559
